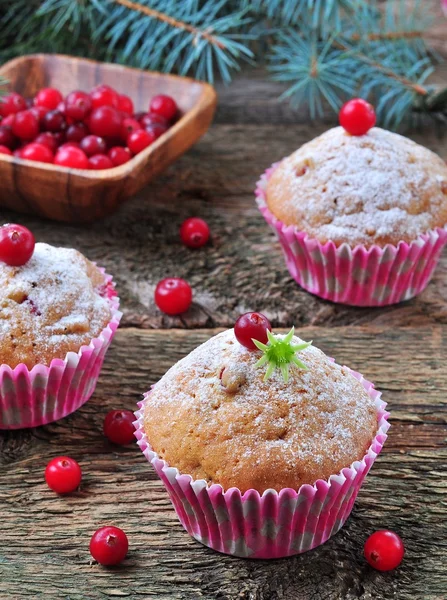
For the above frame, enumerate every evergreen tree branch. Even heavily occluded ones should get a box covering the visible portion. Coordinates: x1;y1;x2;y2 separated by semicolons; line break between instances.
335;40;429;96
348;30;424;42
111;0;227;49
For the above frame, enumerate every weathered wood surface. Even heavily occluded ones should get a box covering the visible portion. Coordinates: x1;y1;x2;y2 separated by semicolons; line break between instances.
1;4;447;598
0;327;446;600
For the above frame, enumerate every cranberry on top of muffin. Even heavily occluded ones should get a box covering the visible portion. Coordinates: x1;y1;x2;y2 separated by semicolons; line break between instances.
143;325;378;494
0;242;112;369
265;126;447;248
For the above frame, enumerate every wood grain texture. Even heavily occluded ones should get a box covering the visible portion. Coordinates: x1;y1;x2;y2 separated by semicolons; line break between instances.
0;54;216;222
0;326;446;600
2;119;447;329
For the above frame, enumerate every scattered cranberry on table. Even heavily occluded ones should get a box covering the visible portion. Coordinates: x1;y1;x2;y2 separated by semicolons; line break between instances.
234;312;272;350
45;456;82;495
90;526;129;566
103;410;136;445
180;217;210;248
364;530;405;571
0;223;35;266
0;86;178;168
155;277;192;315
339;98;376;136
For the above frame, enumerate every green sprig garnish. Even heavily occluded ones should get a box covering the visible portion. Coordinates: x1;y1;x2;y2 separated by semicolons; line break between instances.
253;327;312;383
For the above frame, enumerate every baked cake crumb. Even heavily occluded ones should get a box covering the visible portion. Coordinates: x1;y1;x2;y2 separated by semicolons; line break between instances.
0;243;112;368
266;126;447;247
143;329;378;493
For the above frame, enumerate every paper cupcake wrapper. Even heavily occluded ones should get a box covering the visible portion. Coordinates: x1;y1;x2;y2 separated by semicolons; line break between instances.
256;163;447;306
0;270;122;429
135;369;389;559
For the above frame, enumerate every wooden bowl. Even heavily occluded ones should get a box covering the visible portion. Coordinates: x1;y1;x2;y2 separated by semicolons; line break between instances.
0;54;217;223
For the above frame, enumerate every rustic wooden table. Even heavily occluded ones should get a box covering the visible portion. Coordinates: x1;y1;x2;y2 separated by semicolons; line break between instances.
1;12;447;598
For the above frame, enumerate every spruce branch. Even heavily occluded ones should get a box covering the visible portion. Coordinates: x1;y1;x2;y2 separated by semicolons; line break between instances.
111;0;227;50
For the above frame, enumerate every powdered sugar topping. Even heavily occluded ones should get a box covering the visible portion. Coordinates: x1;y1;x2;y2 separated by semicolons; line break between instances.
0;243;112;367
147;329;378;472
266;126;447;247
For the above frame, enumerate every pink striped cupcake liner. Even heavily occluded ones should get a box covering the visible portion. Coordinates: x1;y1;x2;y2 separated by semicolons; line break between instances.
256;163;447;306
134;369;389;559
0;270;122;429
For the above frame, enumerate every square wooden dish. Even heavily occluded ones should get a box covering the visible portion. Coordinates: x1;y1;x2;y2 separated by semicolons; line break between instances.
0;54;217;223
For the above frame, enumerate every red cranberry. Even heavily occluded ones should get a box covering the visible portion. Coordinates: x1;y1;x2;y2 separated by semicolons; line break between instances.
364;530;405;571
0;145;12;155
11;110;39;140
90;85;120;109
29;105;49;123
0;92;27;117
339;98;376;136
154;277;192;315
121;117;141;140
234;312;272;350
140;112;168;128
65;90;92;121
108;146;131;166
1;114;15;128
54;146;89;169
66;122;88;143
45;456;82;494
34;133;58;153
145;123;168;140
89;106;122;138
0;125;16;149
59;142;80;150
90;526;128;566
42;109;66;133
133;111;146;122
21;142;54;163
34;87;63;110
88;154;113;170
117;94;134;115
80;135;107;157
180;217;210;248
0;223;35;266
53;131;66;146
103;410;135;445
127;129;154;154
149;95;178;122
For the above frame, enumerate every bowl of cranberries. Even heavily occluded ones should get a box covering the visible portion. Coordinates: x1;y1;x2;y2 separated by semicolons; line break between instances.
0;54;217;222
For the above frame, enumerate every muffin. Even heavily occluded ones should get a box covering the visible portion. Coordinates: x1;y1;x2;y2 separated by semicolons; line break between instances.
0;238;121;429
135;324;389;558
256;125;447;306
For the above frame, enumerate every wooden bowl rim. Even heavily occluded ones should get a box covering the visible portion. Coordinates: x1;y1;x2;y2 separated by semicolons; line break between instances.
0;53;217;180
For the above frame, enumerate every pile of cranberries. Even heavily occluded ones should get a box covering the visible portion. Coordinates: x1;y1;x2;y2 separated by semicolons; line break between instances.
0;86;178;169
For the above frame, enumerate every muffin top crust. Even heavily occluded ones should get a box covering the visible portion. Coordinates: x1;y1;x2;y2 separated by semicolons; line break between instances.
265;126;447;248
143;329;378;493
0;243;112;368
